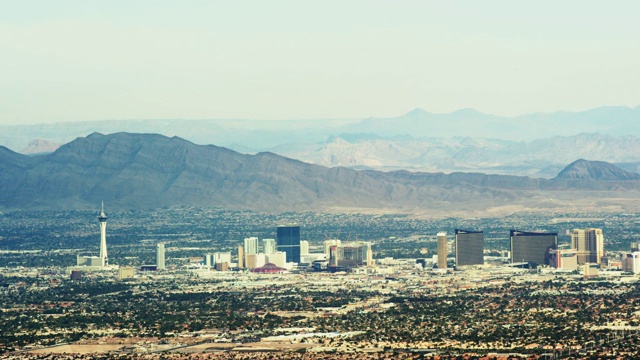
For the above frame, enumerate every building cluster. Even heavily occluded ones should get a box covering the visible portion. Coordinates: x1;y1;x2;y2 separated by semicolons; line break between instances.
72;208;381;279
74;204;166;278
70;203;640;280
431;227;640;278
232;225;305;272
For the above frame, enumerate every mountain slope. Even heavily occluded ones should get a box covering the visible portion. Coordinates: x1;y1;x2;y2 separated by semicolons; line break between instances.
0;133;514;210
554;159;640;181
2;132;640;214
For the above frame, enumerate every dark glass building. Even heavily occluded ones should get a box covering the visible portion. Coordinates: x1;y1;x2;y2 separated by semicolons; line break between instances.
455;229;484;266
510;230;557;266
277;225;301;263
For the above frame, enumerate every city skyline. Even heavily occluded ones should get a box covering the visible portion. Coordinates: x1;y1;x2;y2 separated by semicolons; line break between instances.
4;206;640;357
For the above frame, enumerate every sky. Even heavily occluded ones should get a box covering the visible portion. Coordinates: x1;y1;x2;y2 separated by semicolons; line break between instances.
1;1;639;125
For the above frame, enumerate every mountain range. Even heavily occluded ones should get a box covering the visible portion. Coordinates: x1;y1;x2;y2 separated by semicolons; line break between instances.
4;106;640;178
268;132;640;178
2;132;640;216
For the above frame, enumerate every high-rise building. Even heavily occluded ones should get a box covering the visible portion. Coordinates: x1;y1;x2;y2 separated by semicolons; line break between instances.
329;241;373;268
510;230;557;266
437;232;447;269
98;201;108;266
300;240;309;256
157;243;165;270
244;237;259;265
454;229;484;267
571;228;604;264
323;239;342;257
329;245;339;267
244;237;259;255
263;238;276;254
277;225;301;263
237;245;244;268
204;253;214;267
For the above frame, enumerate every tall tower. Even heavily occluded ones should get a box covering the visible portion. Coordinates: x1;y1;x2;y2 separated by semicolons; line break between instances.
98;201;108;267
157;243;165;270
437;232;447;269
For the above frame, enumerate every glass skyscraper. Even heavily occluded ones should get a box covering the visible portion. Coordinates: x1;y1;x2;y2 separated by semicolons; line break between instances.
510;230;557;266
455;229;484;266
277;225;301;263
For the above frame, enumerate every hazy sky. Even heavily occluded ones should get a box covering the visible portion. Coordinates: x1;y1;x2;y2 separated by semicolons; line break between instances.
1;1;639;124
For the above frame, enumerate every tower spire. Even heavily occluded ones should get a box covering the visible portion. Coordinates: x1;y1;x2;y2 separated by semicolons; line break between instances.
98;201;108;266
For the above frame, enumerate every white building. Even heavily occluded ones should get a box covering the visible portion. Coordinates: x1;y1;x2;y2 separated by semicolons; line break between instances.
300;240;309;256
549;249;578;270
622;252;640;274
157;243;166;270
244;237;259;265
266;251;287;268
77;255;103;267
118;266;135;280
301;253;327;264
204;254;214;267
263;238;276;254
214;252;232;266
584;263;599;278
246;253;266;269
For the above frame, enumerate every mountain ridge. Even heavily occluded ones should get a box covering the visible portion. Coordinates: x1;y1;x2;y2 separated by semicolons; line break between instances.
554;159;640;181
2;132;640;215
2;105;640;153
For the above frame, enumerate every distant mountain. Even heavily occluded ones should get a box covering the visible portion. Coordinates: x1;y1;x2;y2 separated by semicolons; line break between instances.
19;139;62;155
341;106;640;140
554;159;640;181
2;105;640;154
3;106;640;179
0;118;355;153
2;133;640;215
268;133;640;178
